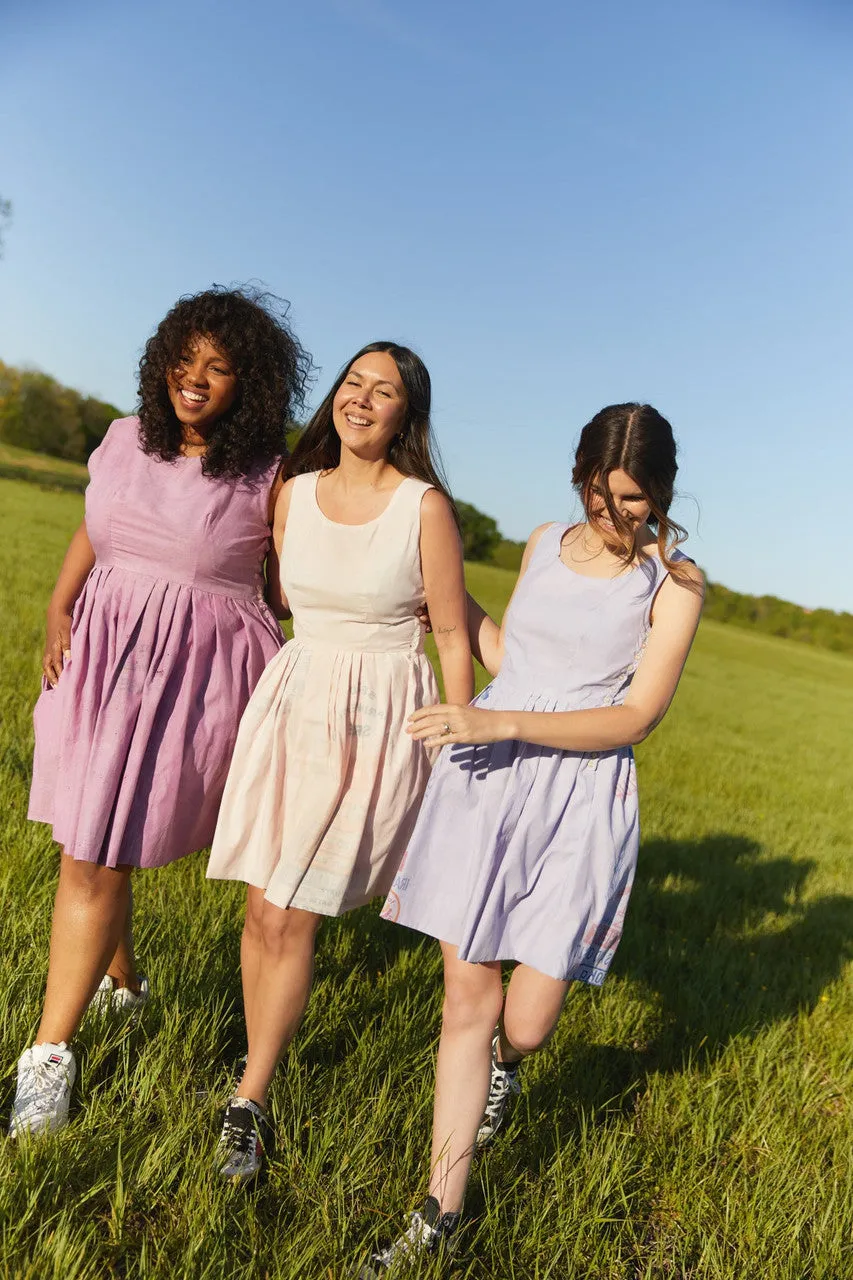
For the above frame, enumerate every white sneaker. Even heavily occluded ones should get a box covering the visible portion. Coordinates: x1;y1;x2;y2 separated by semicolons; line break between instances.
89;974;150;1016
8;1042;77;1137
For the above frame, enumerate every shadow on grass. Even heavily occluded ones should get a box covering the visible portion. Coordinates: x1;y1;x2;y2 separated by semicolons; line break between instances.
522;832;853;1145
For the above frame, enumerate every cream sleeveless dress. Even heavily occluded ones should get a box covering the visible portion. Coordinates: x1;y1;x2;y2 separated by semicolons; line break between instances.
207;470;439;916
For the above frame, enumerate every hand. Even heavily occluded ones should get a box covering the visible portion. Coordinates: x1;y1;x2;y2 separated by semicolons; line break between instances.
43;609;72;688
415;602;432;633
408;703;512;747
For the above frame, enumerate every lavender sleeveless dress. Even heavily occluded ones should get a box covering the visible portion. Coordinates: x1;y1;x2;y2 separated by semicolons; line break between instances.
28;416;284;869
382;522;685;984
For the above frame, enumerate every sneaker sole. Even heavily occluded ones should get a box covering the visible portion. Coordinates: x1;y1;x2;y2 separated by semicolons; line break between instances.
9;1112;70;1139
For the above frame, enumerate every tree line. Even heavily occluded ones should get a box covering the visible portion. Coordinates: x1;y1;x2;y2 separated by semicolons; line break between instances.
5;358;850;648
703;580;853;656
0;361;121;464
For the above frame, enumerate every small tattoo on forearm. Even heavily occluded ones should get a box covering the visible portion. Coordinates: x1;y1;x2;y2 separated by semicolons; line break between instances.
436;624;457;635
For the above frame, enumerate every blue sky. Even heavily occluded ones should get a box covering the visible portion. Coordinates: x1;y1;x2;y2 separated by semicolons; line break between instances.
1;0;852;610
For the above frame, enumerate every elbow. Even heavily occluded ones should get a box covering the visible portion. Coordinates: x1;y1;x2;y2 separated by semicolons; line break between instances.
629;710;662;745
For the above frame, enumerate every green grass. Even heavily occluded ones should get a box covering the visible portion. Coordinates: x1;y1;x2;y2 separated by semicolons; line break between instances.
0;442;89;493
0;476;851;1278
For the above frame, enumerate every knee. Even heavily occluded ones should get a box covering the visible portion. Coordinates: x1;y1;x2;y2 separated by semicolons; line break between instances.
501;1011;557;1058
61;857;129;906
243;897;264;944
259;907;318;958
442;979;503;1036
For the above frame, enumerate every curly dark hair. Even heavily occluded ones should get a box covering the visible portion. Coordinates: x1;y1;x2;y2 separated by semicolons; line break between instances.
136;285;313;479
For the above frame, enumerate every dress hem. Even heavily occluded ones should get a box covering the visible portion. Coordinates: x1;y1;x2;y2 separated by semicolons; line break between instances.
386;918;613;985
205;868;388;918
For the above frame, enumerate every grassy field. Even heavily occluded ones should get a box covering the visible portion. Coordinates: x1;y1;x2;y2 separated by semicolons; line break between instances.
0;475;851;1279
0;441;89;492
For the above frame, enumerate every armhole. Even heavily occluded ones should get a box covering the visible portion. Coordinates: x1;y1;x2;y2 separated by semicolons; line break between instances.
262;459;286;522
532;520;565;562
413;480;438;536
646;555;678;626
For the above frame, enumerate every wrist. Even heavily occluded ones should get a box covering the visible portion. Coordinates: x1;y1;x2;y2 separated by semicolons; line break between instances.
499;710;521;741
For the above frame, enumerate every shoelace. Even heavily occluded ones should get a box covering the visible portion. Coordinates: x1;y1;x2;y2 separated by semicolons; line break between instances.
219;1112;258;1155
376;1211;435;1264
19;1061;67;1112
483;1065;518;1118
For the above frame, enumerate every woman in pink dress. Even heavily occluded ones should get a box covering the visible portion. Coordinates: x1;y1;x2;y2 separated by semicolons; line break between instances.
11;287;311;1139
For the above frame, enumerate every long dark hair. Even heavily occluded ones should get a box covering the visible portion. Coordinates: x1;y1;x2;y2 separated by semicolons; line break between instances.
288;341;457;519
137;286;313;479
572;402;691;579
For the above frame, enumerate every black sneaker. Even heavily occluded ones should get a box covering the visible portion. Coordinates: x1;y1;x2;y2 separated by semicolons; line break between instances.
215;1096;273;1186
359;1196;460;1276
475;1030;521;1149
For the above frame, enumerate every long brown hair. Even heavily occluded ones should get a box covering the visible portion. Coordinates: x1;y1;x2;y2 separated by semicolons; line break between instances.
288;341;458;521
572;403;692;581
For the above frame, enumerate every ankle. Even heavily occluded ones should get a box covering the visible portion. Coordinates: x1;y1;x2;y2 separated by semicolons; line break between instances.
423;1193;462;1227
496;1030;524;1068
235;1086;268;1111
105;971;141;995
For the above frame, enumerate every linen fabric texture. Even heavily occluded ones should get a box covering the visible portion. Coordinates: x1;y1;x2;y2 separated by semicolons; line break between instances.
382;521;687;984
207;470;439;916
28;416;283;868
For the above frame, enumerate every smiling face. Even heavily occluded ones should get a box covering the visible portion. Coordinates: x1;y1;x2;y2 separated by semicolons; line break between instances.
587;467;652;534
166;334;238;435
331;350;408;457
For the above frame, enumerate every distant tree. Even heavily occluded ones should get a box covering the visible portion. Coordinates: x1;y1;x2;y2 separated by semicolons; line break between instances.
0;196;11;258
489;538;526;571
456;500;501;562
79;395;120;454
703;579;853;656
0;360;121;462
2;372;85;459
285;420;303;454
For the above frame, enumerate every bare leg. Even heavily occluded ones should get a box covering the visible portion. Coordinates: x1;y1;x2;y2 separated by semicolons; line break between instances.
36;853;133;1045
499;963;571;1063
240;886;266;1049
104;882;140;991
427;945;505;1214
235;902;322;1108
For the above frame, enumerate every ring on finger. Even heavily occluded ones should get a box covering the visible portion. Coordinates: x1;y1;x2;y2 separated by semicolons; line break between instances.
442;721;452;735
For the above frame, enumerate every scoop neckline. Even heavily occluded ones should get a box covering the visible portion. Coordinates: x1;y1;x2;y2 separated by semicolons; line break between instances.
556;522;659;582
312;471;413;528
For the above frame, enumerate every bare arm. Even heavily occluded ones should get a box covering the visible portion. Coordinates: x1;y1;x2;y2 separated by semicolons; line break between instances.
43;521;96;687
420;490;474;705
264;479;294;621
466;523;552;676
410;562;705;749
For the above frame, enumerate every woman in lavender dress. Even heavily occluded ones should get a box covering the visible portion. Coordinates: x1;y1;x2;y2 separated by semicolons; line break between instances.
10;287;311;1138
365;404;705;1272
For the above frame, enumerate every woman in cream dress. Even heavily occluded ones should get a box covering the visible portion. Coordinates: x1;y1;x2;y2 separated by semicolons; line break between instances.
207;342;473;1184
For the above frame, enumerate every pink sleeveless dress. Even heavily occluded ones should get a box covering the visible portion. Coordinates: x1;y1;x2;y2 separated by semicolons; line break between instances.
207;470;439;916
28;417;284;868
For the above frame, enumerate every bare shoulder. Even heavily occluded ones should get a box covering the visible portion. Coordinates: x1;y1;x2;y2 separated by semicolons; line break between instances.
668;557;705;596
677;559;705;590
653;558;705;624
419;487;458;530
267;463;290;522
273;474;298;522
